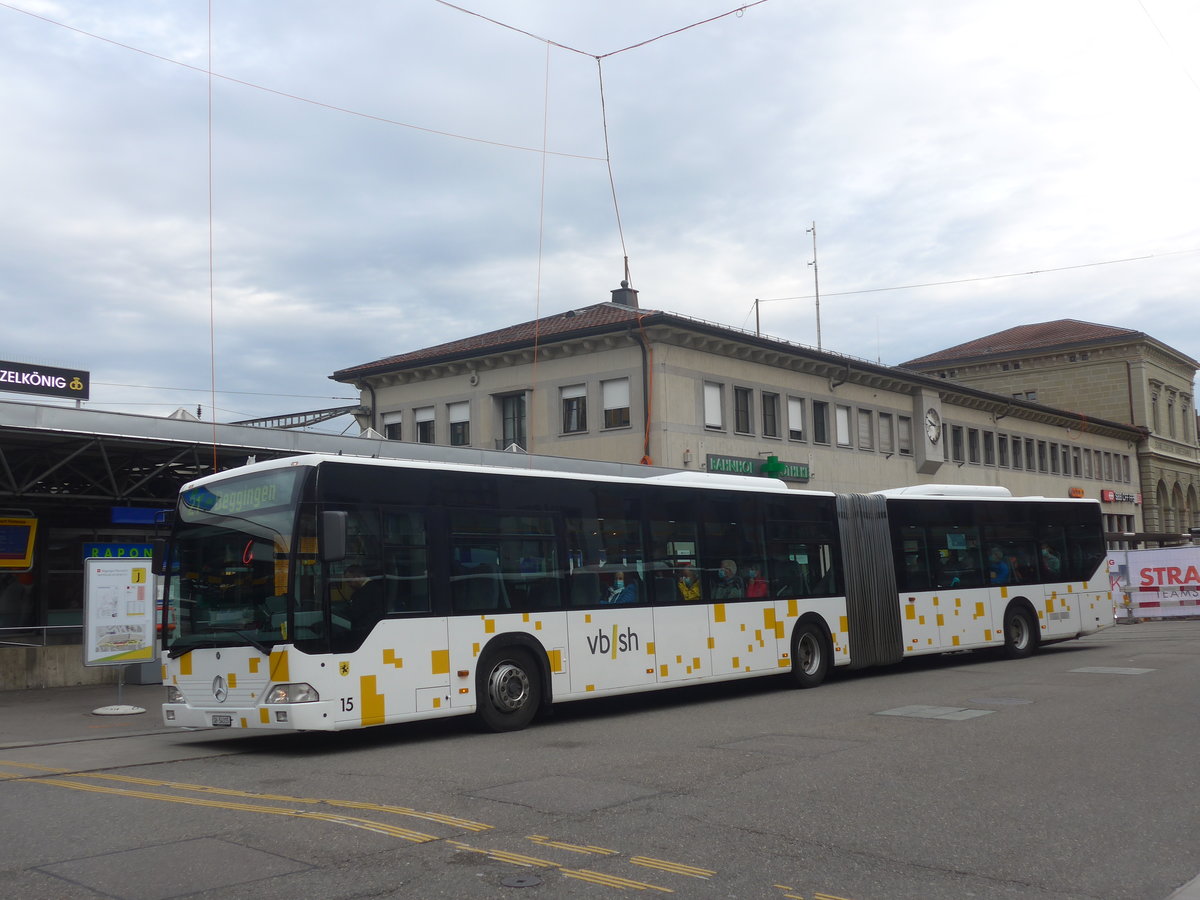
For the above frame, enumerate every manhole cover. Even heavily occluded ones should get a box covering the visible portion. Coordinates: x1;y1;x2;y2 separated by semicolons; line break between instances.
501;874;543;888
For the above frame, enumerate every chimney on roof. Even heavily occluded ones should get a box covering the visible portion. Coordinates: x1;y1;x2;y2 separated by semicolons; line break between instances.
610;280;639;308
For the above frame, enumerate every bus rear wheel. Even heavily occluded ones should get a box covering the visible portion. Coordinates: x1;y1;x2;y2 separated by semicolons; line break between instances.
477;646;541;732
791;621;830;689
1002;603;1038;659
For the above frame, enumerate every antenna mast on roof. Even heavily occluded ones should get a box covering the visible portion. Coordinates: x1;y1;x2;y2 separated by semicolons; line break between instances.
807;222;822;350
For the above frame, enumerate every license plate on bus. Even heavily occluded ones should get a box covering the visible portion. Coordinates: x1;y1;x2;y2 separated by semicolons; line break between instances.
211;714;233;727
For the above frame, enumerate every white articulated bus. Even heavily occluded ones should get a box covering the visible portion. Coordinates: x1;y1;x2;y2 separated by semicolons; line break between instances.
159;454;1111;732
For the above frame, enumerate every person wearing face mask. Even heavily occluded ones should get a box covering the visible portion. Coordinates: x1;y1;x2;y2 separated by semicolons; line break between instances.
676;563;700;602
712;559;744;599
744;563;768;598
606;571;638;604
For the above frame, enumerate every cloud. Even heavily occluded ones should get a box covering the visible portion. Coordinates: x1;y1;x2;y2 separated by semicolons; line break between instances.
1;0;1197;428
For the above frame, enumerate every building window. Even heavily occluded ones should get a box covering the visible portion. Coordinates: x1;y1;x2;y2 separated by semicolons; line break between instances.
983;431;995;466
1168;395;1177;438
704;382;723;431
1152;394;1160;433
857;409;874;451
561;384;587;434
951;426;965;463
1083;449;1093;479
897;416;912;456
879;413;894;454
787;397;805;441
1024;438;1036;471
812;401;830;445
1072;446;1082;476
1036;440;1048;472
602;377;631;429
382;411;402;441
501;394;526;450
448;401;470;446
1010;436;1021;470
734;387;753;434
415;406;435;444
835;405;852;447
762;392;780;438
966;428;979;464
1049;441;1059;474
1061;445;1071;476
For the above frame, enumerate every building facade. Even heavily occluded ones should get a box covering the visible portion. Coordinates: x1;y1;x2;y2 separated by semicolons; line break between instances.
333;289;1145;538
901;320;1199;536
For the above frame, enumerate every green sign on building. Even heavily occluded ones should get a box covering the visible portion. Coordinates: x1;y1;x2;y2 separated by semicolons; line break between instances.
706;454;810;483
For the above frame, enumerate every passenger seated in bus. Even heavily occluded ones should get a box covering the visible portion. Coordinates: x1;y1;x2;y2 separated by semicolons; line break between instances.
987;547;1010;585
1040;543;1062;577
712;559;744;599
744;563;769;598
604;571;638;604
676;563;700;602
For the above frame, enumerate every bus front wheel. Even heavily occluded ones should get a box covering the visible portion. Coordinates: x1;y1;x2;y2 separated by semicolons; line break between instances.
1002;603;1039;659
477;646;541;732
791;621;830;689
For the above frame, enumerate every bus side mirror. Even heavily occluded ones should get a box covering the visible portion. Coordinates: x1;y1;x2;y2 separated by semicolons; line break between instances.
151;540;168;576
321;511;348;562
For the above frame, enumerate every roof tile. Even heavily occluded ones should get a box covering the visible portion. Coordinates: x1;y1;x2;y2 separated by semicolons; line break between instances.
901;319;1143;367
332;302;654;380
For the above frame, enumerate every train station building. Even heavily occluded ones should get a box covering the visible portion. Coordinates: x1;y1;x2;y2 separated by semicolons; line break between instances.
332;285;1156;539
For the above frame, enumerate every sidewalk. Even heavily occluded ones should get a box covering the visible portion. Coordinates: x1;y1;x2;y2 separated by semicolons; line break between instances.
0;681;174;749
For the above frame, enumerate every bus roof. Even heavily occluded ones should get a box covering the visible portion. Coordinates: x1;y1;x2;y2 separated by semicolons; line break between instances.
180;451;826;497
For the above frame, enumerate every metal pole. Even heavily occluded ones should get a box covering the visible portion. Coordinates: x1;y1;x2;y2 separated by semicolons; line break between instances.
807;222;822;350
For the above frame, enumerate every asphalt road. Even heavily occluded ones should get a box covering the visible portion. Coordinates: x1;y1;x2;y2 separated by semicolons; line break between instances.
2;620;1199;900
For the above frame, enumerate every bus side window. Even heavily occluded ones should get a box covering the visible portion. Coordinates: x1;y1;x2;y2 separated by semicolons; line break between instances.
452;552;505;611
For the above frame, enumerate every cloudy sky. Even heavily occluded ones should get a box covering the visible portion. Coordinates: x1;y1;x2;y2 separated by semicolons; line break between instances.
2;1;1198;432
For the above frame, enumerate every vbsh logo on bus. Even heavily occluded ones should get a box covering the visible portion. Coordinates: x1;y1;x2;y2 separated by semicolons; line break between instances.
585;624;640;656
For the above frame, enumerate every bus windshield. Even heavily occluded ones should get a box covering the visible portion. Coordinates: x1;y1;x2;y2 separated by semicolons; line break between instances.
164;467;304;657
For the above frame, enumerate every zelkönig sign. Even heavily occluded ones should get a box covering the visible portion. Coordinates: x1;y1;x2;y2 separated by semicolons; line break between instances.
0;359;90;400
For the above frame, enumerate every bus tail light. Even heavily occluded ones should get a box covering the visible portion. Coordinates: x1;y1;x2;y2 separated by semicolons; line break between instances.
264;683;319;704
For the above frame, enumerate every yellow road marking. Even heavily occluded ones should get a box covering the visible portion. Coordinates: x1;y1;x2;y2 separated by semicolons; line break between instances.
528;835;619;855
448;841;556;868
0;760;490;832
2;760;853;898
29;777;435;842
561;867;673;892
629;856;715;878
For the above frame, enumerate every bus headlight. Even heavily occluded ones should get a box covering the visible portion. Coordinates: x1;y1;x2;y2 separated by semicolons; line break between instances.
264;683;320;704
165;685;184;703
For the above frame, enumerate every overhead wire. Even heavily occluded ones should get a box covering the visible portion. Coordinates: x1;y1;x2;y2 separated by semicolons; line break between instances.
752;247;1200;304
0;1;605;161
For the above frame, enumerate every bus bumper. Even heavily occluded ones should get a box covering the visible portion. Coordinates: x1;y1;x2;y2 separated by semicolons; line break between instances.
162;700;338;730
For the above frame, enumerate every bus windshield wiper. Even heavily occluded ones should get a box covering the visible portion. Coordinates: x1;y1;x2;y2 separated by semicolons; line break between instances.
230;629;271;655
167;630;271;658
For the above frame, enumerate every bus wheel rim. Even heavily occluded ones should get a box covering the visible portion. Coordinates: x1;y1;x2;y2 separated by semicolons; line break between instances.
798;633;821;674
489;662;530;712
1010;615;1028;648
